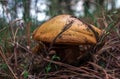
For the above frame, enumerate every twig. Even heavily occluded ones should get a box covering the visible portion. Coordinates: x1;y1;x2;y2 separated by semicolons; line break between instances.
42;58;103;79
26;22;31;49
48;20;74;52
13;42;18;67
0;47;18;79
102;11;108;28
43;58;90;74
13;28;19;67
88;62;116;79
0;27;7;33
0;72;12;78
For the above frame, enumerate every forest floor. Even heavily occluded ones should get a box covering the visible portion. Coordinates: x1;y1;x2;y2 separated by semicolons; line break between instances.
0;18;120;79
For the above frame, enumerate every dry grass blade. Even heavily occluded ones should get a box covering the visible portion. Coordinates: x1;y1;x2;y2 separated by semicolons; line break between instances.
43;58;105;79
0;47;18;79
43;58;93;73
88;62;116;79
0;27;7;33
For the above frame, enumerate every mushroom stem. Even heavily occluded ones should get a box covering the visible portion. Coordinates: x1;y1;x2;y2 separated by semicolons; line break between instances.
48;44;81;65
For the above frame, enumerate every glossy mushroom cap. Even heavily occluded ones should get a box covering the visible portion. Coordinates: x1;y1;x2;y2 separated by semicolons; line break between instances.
32;14;102;45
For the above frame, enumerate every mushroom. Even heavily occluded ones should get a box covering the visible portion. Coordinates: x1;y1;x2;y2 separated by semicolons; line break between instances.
32;14;102;65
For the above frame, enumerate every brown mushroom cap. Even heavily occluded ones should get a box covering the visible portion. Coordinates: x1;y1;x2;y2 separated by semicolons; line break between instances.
32;14;102;45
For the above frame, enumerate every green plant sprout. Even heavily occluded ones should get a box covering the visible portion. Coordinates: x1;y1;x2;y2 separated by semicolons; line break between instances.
45;55;60;73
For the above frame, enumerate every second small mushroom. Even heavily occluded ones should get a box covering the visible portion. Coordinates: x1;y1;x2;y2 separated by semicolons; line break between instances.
32;14;102;65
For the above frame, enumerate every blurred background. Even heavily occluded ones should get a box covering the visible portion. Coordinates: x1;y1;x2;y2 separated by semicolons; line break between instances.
0;0;120;24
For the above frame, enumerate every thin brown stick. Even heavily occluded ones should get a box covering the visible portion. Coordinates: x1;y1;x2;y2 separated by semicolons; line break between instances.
0;27;7;33
26;22;31;48
13;43;18;67
43;58;91;74
88;62;116;79
41;59;103;79
102;11;108;28
0;47;18;79
48;20;74;52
